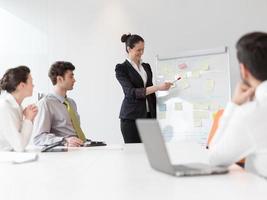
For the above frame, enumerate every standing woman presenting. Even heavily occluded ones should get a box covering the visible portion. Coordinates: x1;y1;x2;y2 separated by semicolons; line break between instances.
116;33;172;143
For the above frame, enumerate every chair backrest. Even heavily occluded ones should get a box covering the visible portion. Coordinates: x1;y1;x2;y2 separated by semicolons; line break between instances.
207;109;224;147
37;92;46;101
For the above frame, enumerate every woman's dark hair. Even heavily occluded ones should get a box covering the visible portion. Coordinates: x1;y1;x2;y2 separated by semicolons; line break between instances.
236;32;267;81
121;33;144;53
49;61;75;85
0;66;30;94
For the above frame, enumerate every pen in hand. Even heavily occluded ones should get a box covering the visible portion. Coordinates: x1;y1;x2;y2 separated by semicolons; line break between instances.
172;77;181;84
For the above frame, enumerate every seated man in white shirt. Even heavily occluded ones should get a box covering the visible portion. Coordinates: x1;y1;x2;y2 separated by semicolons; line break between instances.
33;61;86;147
209;32;267;178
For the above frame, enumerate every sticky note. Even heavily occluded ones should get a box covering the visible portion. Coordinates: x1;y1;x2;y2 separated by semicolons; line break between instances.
157;112;166;119
158;104;167;112
175;102;183;111
193;111;209;120
157;67;166;75
193;120;202;127
200;64;209;71
193;103;209;110
186;71;192;78
205;79;215;92
161;67;172;76
178;63;187;69
192;70;200;78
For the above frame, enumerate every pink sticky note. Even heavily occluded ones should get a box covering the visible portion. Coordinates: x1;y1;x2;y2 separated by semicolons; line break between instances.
178;63;187;69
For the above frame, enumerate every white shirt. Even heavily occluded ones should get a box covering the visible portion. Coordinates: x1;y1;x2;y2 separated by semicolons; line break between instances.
127;58;149;112
209;81;267;178
0;93;33;151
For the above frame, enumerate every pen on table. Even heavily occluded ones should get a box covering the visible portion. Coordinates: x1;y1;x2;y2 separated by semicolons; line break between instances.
172;77;181;84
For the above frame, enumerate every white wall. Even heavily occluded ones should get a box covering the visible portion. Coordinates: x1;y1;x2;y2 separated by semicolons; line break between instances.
1;0;267;143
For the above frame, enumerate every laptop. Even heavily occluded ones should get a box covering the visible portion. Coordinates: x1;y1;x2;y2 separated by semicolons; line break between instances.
136;119;228;176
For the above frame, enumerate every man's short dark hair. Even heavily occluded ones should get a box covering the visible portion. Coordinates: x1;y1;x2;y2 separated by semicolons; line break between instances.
48;61;75;85
236;32;267;81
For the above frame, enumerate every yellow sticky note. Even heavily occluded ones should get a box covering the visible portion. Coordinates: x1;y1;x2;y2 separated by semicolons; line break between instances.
193;111;209;120
158;112;166;119
161;67;172;76
200;64;209;71
205;79;215;92
192;70;200;78
193;120;202;127
193;103;209;110
175;102;183;111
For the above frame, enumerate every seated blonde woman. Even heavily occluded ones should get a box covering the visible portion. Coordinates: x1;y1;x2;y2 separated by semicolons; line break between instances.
0;66;38;151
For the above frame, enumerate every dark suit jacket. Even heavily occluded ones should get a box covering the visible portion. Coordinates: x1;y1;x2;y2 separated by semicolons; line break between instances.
115;60;156;119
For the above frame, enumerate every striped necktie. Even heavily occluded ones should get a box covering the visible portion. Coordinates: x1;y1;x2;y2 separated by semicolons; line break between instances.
63;99;86;142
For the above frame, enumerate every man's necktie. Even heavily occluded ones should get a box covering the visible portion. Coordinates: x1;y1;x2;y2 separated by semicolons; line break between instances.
63;99;86;142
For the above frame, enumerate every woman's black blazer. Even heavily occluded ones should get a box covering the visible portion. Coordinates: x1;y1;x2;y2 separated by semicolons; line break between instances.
115;60;156;120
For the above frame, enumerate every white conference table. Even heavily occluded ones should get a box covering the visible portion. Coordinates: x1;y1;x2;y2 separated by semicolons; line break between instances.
0;144;267;200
